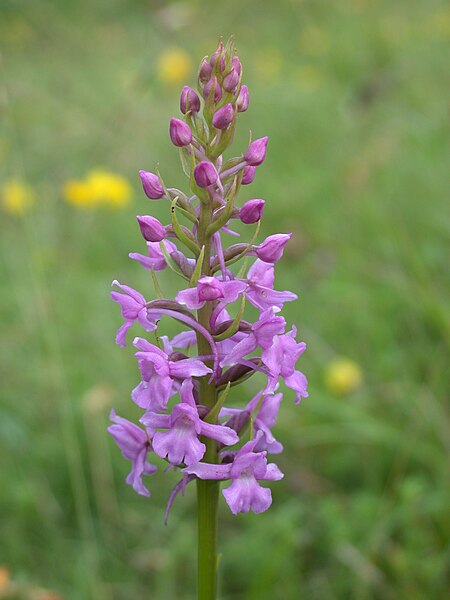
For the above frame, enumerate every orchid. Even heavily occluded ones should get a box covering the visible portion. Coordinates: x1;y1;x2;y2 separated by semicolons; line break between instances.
108;38;307;600
110;280;156;347
185;433;284;515
107;410;156;497
141;379;238;466
132;337;212;410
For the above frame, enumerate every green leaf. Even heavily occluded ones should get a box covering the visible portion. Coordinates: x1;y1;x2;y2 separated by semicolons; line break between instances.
213;295;246;341
179;148;191;178
189;245;205;286
205;382;231;424
159;240;189;280
171;198;200;256
150;267;163;299
211;221;261;273
206;176;239;237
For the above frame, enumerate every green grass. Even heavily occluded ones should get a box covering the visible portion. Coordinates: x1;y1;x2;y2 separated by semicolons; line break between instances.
1;0;449;598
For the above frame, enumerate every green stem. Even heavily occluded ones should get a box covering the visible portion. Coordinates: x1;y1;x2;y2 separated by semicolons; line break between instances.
195;198;219;600
197;479;219;600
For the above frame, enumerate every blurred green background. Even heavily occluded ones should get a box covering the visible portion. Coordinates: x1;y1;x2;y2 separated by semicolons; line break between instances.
1;0;449;598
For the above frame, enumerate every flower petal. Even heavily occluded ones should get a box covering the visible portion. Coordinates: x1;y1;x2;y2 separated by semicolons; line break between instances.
183;462;231;480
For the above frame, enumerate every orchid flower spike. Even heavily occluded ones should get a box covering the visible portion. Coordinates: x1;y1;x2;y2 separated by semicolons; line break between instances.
108;36;308;597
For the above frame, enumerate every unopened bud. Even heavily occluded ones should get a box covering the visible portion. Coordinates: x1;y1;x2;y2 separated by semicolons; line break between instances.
242;165;256;185
210;42;226;72
223;68;239;92
255;233;292;263
216;357;261;388
239;199;265;224
236;84;249;112
212;103;234;130
203;76;222;103
169;118;192;147
137;215;166;242
232;55;242;76
168;351;189;362
211;243;248;271
170;250;195;279
244;136;268;166
180;86;201;114
197;277;225;301
194;161;219;188
139;170;164;199
224;410;251;436
198;58;212;83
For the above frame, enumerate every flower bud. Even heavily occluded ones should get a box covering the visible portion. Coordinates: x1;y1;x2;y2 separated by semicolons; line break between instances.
197;277;225;302
198;58;212;83
137;215;166;242
232;55;242;76
169;118;192;147
139;170;164;199
236;84;249;112
244;136;268;166
223;68;239;92
212;103;234;130
180;86;201;114
242;165;256;185
194;161;218;188
211;243;248;271
239;199;265;224
203;76;222;103
216;357;260;389
210;42;226;72
255;233;292;263
170;250;195;279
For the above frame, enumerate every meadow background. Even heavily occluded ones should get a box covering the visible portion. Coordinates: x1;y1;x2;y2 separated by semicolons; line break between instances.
1;0;449;598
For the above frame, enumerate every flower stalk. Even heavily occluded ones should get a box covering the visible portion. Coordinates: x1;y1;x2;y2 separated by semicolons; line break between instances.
196;195;219;600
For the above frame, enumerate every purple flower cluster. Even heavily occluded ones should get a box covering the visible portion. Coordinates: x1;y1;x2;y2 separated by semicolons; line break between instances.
108;39;307;517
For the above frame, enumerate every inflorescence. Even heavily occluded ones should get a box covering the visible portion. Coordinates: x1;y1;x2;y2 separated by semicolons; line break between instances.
108;38;308;519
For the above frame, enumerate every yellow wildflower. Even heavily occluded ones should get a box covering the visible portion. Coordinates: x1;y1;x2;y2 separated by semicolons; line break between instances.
63;179;92;208
86;169;132;208
1;179;35;216
63;169;132;209
324;358;363;395
157;48;193;85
